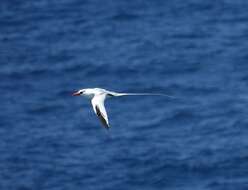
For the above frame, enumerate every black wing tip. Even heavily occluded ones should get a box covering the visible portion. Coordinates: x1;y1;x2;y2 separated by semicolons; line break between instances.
107;93;114;97
95;106;110;129
103;123;111;130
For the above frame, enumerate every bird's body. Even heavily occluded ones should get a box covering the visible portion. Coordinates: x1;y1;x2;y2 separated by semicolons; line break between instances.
73;88;173;129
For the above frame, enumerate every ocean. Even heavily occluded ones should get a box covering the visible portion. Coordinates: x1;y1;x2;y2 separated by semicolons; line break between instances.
1;0;248;189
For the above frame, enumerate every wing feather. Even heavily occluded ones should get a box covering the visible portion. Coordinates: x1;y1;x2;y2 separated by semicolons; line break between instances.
91;95;110;129
95;105;109;129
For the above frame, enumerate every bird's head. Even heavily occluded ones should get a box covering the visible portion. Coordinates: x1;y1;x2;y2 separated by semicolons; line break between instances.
72;89;85;96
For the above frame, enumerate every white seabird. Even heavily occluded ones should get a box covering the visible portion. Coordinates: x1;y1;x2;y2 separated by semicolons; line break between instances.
72;88;173;129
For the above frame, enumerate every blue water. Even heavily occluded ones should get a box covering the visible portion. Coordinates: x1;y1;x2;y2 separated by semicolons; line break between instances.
1;0;248;189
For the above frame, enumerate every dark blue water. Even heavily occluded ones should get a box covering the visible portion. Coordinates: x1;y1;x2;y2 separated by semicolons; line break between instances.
1;0;248;189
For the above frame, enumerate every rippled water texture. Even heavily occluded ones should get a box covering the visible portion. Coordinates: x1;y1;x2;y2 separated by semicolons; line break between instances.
1;0;248;189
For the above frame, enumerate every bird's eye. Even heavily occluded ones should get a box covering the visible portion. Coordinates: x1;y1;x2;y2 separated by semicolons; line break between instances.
80;91;83;94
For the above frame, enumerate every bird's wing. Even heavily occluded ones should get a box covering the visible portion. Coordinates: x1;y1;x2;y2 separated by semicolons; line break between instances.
91;94;110;129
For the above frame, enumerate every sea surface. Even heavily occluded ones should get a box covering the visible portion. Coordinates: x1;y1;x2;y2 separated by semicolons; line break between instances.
1;0;248;189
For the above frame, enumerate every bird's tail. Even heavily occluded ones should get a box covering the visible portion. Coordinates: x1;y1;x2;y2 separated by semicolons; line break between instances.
112;92;176;99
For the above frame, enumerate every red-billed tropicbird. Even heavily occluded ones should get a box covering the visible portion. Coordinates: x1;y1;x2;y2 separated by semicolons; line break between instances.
72;88;173;129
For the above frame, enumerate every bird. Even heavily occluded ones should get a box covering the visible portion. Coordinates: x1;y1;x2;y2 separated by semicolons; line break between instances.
72;88;174;129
